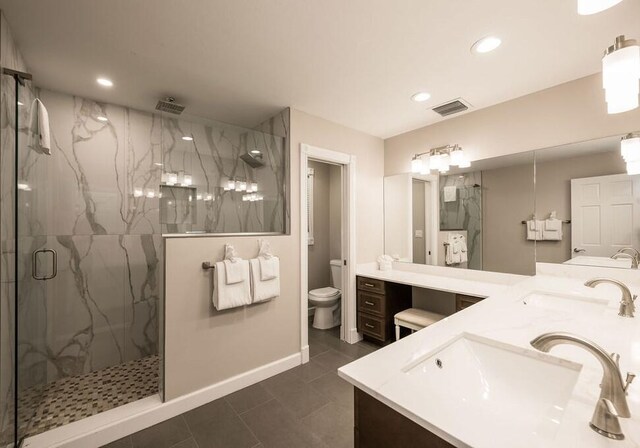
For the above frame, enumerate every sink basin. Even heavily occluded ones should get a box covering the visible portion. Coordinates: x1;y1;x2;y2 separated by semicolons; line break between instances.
521;290;608;316
564;255;632;269
395;333;581;446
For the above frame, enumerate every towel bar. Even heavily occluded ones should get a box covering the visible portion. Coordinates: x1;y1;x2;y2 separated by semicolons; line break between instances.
202;261;216;270
520;219;571;224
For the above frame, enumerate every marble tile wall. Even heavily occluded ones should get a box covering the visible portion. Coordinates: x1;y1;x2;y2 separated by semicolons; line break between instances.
439;172;483;270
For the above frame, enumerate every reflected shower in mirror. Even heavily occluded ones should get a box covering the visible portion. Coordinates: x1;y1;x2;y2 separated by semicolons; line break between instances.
534;134;640;269
384;151;536;276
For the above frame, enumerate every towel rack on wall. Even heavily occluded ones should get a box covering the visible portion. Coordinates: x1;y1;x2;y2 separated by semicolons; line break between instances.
520;220;571;224
202;261;216;270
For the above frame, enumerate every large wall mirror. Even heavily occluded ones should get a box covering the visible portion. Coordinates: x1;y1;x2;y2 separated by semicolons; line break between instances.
384;132;639;275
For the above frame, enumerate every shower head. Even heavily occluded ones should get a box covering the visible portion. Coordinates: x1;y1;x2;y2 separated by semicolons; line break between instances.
155;97;185;115
240;151;265;168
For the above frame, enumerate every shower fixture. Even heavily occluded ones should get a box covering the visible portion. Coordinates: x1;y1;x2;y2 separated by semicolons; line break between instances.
155;97;185;115
240;150;265;168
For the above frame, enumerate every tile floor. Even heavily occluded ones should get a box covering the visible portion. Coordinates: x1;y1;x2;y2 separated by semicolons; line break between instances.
102;327;379;448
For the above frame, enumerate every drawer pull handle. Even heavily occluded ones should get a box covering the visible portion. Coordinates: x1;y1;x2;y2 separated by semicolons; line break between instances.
365;323;375;329
364;301;375;306
364;283;375;288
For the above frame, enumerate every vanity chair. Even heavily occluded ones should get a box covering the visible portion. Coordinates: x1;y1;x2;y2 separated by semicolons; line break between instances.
394;308;445;341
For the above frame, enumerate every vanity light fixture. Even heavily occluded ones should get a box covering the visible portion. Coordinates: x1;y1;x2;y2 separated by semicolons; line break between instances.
578;0;623;15
411;92;431;102
250;182;258;192
471;36;502;54
96;77;113;87
237;181;247;191
182;174;193;186
411;144;470;174
133;188;143;198
602;35;640;114
223;178;236;191
622;132;640;161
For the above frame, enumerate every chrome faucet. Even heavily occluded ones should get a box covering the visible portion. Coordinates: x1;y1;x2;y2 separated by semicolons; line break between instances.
615;247;640;265
611;252;639;268
531;332;635;440
584;278;636;318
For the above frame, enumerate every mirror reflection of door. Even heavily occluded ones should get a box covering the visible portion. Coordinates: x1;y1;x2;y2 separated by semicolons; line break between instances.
571;173;640;258
412;179;428;264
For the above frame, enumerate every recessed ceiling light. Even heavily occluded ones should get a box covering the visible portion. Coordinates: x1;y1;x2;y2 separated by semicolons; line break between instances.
182;136;194;141
411;92;431;102
471;36;502;54
577;0;623;15
250;149;262;155
96;116;108;122
96;77;113;87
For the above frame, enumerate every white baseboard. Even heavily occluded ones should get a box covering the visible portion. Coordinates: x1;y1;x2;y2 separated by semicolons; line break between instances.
346;327;362;344
24;352;302;448
301;344;310;363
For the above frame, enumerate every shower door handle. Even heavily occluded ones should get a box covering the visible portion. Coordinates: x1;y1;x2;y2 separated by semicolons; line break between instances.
32;249;57;280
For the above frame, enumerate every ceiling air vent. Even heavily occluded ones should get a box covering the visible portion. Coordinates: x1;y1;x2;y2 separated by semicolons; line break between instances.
432;98;471;117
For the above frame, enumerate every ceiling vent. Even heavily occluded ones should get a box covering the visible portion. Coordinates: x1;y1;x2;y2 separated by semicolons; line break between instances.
432;98;471;117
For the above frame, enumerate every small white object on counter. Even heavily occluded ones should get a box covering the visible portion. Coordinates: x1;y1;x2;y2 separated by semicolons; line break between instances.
377;254;394;271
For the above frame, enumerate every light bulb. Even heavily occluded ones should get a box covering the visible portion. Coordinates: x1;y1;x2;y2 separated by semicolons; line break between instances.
238;181;247;191
627;160;640;175
411;157;423;173
603;37;640;114
622;135;640;161
250;182;258;192
182;174;193;186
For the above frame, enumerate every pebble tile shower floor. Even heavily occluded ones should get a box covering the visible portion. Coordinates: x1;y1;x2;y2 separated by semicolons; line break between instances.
102;327;379;448
20;355;159;438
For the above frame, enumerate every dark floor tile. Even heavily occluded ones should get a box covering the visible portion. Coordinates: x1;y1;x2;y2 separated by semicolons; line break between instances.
312;349;355;371
332;341;376;360
189;407;258;448
302;402;354;448
131;416;191;448
240;399;326;448
226;383;274;414
310;372;354;410
261;370;330;419
309;341;330;358
101;436;133;448
291;359;330;383
170;438;199;448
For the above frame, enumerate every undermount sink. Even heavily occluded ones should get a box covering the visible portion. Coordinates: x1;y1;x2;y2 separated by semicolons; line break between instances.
397;333;581;445
521;290;609;316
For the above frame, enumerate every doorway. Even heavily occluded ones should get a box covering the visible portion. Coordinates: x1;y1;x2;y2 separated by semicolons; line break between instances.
300;144;356;363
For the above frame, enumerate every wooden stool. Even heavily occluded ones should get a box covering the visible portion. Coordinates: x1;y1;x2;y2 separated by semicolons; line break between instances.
394;308;446;341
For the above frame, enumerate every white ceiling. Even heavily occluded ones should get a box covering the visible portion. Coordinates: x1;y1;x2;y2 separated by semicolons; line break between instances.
1;0;638;138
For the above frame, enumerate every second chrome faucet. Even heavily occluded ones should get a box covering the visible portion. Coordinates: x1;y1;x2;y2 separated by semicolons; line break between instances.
584;278;636;318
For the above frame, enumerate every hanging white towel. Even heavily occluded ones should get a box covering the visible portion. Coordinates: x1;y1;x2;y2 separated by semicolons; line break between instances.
250;258;280;303
543;218;563;241
212;260;251;310
224;259;245;284
258;256;279;281
445;233;467;265
443;186;457;202
526;220;543;241
28;98;51;155
258;239;273;258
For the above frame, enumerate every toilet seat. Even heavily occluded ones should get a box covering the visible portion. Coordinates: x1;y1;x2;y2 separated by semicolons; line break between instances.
309;287;340;300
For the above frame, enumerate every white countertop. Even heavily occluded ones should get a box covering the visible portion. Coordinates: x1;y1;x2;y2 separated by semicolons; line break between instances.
356;262;523;298
340;266;640;448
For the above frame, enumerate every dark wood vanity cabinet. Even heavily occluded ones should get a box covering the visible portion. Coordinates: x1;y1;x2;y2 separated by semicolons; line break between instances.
356;276;411;344
455;293;484;312
354;388;455;448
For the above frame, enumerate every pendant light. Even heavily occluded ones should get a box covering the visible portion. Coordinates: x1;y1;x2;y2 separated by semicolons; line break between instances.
602;36;640;114
578;0;623;15
411;156;423;173
410;144;469;174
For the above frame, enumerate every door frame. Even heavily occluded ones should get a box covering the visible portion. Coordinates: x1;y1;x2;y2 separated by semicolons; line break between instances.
300;143;357;363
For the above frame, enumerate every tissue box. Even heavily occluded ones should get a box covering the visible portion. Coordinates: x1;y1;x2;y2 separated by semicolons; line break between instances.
379;260;392;271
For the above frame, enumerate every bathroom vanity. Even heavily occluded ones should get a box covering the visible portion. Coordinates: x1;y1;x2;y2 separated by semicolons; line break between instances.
341;264;640;447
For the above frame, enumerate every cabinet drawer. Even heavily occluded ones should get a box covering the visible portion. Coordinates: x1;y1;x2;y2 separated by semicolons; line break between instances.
357;277;385;295
358;313;385;340
456;294;484;312
357;291;385;317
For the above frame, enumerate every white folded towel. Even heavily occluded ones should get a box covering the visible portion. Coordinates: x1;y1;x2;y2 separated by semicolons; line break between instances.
250;258;280;303
258;256;279;281
445;233;467;265
212;260;251;310
258;239;273;259
28;98;51;155
526;220;543;241
545;219;562;231
443;186;457;202
224;259;245;284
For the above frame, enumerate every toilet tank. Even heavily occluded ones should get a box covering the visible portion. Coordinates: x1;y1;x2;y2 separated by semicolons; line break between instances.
330;259;342;289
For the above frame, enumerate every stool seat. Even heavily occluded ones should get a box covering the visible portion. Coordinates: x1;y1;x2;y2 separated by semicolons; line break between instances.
394;308;445;341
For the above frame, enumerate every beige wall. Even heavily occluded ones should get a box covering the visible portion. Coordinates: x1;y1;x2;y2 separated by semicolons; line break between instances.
384;74;640;176
482;162;536;275
308;160;331;290
164;109;384;399
536;150;625;264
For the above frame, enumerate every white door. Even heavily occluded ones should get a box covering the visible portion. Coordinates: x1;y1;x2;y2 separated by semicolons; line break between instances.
571;173;640;257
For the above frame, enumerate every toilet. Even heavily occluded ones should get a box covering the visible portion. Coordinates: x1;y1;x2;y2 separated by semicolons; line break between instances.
308;259;342;329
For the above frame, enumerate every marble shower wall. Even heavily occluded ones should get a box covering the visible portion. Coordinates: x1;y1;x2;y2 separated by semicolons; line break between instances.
159;110;287;234
15;88;162;391
439;172;482;270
